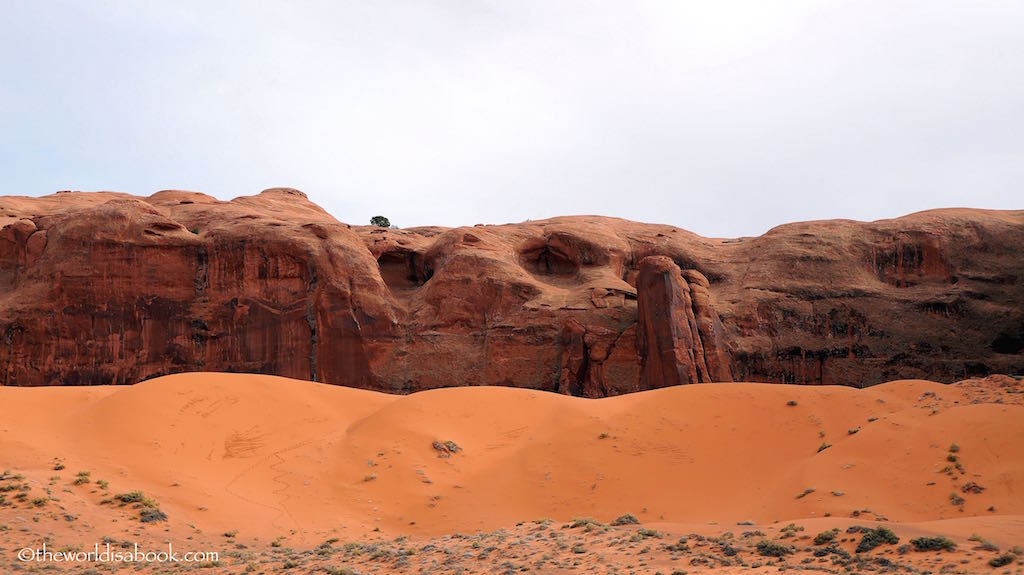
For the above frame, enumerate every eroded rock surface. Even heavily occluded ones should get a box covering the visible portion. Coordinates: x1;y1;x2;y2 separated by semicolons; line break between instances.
0;190;1021;393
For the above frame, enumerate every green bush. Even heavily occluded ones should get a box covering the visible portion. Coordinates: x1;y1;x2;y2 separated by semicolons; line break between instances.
856;526;899;553
813;529;838;545
610;513;639;526
756;539;791;557
989;554;1015;568
140;508;167;523
910;536;955;551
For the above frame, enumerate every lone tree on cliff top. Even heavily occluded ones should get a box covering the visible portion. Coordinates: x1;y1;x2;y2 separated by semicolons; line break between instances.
370;215;390;228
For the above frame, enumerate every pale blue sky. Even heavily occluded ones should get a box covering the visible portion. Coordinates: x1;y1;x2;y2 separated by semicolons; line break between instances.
1;0;1021;236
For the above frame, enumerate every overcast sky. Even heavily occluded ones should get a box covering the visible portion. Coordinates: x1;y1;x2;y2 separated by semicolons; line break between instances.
1;1;1021;237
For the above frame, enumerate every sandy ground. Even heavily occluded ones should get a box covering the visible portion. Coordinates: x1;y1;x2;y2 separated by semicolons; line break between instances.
1;373;1022;573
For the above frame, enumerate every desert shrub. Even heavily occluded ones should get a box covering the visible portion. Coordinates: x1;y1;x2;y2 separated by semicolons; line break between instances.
664;538;689;552
910;536;955;551
140;508;167;523
856;526;899;553
114;491;157;508
756;539;791;557
989;554;1015;567
115;491;144;503
431;440;461;458
813;544;847;559
961;481;985;494
817;442;832;453
814;529;839;545
73;471;91;485
370;216;390;228
566;517;606;532
611;514;639;526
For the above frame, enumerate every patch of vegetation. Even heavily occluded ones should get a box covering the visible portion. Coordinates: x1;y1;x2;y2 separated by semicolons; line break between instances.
664;538;689;553
855;526;899;553
910;536;956;551
96;479;109;490
73;471;91;486
139;508;167;523
814;529;839;545
610;513;639;526
817;442;832;453
0;481;28;493
812;544;851;560
949;492;965;506
780;523;804;539
114;490;157;507
325;567;360;575
566;517;606;532
30;497;48;507
756;539;792;557
431;440;461;458
370;216;391;228
786;400;798;406
112;490;166;522
795;487;815;499
961;481;985;494
0;470;25;481
989;554;1016;568
363;474;377;482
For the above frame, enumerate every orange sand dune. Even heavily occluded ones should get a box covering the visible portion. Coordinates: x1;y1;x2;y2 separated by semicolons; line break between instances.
1;373;1023;549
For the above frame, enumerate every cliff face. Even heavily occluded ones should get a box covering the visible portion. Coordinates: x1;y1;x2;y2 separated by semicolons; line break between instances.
1;189;1022;394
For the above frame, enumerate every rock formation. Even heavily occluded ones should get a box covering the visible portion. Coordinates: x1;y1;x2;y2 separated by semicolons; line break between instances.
0;189;1021;394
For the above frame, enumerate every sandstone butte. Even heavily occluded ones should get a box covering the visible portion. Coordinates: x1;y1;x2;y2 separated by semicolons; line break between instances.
0;188;1021;394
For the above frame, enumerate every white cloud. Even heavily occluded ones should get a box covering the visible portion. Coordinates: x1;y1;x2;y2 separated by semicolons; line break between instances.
1;0;1021;236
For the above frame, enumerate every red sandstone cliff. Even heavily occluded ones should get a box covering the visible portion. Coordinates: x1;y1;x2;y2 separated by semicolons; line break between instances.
0;189;1021;394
